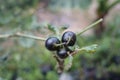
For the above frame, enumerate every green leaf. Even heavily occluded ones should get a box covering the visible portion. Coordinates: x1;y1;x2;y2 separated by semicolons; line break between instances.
47;24;56;32
78;44;98;53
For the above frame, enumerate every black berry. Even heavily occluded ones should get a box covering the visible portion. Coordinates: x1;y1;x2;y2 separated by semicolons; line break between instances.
62;31;76;46
45;37;60;51
57;48;68;59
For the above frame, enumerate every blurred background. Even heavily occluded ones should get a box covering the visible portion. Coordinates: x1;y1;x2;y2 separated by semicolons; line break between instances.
0;0;120;80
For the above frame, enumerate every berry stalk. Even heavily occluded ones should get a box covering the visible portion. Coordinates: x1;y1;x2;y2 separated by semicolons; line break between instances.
77;18;103;35
0;32;46;41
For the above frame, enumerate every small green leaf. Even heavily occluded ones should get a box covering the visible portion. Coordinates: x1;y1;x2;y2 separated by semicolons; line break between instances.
78;44;98;54
47;24;56;32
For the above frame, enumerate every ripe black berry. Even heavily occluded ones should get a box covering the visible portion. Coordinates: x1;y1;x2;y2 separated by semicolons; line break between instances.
62;31;76;46
57;48;68;59
45;37;60;51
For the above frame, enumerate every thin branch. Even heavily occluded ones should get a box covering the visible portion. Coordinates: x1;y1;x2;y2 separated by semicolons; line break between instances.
77;18;103;35
0;32;46;41
53;54;64;74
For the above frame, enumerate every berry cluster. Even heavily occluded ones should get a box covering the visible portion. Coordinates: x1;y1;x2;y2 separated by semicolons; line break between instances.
45;31;76;59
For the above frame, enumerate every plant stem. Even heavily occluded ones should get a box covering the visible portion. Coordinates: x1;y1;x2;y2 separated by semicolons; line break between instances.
53;54;64;74
77;18;103;35
0;32;46;41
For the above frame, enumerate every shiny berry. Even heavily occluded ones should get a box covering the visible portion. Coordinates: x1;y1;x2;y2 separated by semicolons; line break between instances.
45;37;60;51
62;31;76;46
57;48;68;59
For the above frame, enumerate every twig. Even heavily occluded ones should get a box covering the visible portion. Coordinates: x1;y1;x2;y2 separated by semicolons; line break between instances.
77;18;103;35
53;54;64;74
0;32;46;41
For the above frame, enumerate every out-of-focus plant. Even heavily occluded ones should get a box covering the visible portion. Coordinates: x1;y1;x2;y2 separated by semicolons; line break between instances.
48;0;120;37
0;0;39;30
95;0;120;37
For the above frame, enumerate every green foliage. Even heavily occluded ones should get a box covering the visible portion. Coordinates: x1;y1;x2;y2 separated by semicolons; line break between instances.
0;0;39;30
46;71;59;80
